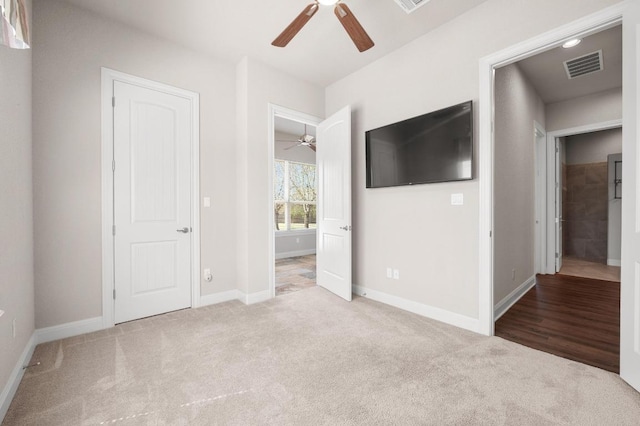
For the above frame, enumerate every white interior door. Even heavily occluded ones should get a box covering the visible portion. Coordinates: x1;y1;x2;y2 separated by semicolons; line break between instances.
113;81;192;323
555;138;563;272
316;106;352;301
620;0;640;393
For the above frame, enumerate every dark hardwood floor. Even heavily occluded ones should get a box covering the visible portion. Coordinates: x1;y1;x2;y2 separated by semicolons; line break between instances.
495;273;620;373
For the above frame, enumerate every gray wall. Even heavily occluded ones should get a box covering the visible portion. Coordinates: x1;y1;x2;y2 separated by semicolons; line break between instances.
33;0;237;327
494;63;545;304
325;0;620;320
566;128;622;164
0;0;34;407
546;88;622;132
608;153;622;265
565;129;622;265
235;57;324;296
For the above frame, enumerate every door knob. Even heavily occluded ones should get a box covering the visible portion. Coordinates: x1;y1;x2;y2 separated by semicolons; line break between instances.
339;225;352;231
177;227;190;233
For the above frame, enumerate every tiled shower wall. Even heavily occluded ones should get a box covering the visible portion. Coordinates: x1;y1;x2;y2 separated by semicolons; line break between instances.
563;162;608;264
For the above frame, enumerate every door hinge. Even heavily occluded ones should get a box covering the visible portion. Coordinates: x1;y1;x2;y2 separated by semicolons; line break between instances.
112;225;116;236
489;230;492;237
112;160;115;172
113;289;116;300
556;147;559;153
112;96;116;108
555;253;559;258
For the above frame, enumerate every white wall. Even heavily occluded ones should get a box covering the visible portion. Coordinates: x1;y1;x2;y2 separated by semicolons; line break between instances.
236;57;324;296
33;0;237;328
565;127;622;164
493;63;545;305
325;0;621;321
546;87;622;132
0;0;34;409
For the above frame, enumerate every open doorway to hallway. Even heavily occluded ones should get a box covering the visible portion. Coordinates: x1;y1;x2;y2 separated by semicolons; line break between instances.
273;117;318;296
492;23;622;372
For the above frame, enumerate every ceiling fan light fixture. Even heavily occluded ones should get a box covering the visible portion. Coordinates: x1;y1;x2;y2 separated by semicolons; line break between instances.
318;0;339;6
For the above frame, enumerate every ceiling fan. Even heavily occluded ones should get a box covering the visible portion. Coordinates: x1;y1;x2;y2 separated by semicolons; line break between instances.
272;0;374;53
277;125;317;152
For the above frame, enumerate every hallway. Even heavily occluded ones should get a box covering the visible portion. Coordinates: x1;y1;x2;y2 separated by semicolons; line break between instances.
495;273;620;373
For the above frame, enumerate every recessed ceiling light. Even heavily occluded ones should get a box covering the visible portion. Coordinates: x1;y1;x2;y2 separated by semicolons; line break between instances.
562;39;582;49
317;0;338;5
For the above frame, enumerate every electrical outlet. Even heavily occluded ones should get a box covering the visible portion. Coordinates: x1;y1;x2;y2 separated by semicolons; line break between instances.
12;318;16;338
386;267;392;278
204;269;213;282
393;269;400;280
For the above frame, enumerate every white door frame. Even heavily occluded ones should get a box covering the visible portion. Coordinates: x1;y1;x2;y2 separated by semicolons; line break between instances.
534;121;546;275
101;68;201;328
478;4;625;336
544;120;622;274
267;104;322;298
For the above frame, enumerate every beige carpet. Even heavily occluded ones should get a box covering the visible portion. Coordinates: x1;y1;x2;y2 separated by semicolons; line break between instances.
4;287;640;425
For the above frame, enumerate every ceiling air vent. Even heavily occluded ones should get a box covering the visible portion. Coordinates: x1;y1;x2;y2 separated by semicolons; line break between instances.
393;0;432;14
564;50;603;79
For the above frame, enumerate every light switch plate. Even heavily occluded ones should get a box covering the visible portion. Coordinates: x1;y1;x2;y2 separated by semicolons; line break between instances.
203;197;211;207
451;193;464;206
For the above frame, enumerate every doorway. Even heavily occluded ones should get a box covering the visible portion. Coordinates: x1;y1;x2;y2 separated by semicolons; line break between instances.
101;68;200;327
557;128;622;282
489;23;623;371
273;116;318;296
268;105;353;302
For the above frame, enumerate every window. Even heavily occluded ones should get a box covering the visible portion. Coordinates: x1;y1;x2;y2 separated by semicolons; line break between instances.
274;160;317;231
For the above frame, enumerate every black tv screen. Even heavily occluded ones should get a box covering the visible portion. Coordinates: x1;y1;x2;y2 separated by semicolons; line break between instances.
365;101;473;188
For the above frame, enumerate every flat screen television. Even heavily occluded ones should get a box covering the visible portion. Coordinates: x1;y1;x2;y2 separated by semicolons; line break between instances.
365;101;473;188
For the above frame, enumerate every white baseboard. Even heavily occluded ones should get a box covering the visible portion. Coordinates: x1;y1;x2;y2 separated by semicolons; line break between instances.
0;333;36;423
237;290;272;305
34;317;104;345
199;290;239;307
607;259;621;267
275;249;316;260
494;275;536;321
353;285;479;333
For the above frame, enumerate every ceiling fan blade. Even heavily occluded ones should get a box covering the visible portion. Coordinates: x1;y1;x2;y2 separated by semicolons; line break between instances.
309;144;317;152
272;3;319;48
284;144;301;150
334;3;374;53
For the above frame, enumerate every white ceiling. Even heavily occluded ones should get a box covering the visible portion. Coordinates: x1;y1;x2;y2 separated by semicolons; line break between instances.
59;0;488;87
516;25;622;104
